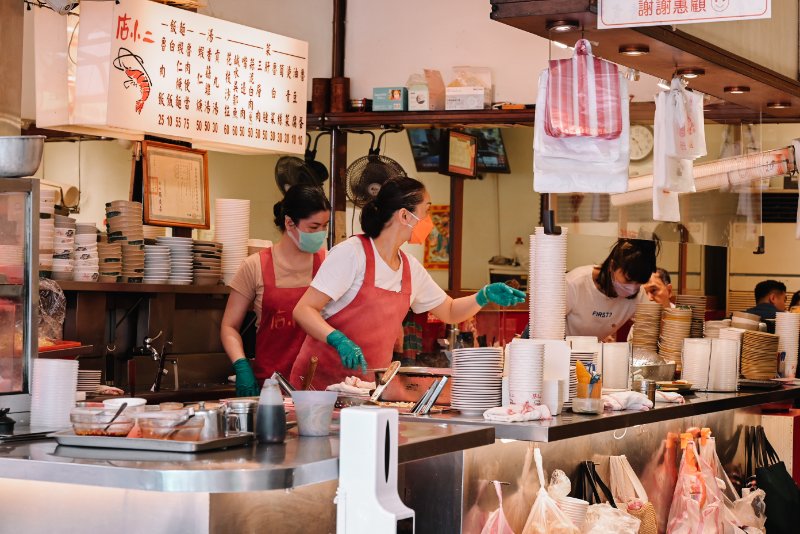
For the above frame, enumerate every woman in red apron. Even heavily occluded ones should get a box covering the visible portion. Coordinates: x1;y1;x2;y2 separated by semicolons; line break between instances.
290;177;526;391
221;185;331;396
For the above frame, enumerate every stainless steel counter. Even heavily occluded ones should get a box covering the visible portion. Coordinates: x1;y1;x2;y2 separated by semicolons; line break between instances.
0;421;493;493
403;385;800;442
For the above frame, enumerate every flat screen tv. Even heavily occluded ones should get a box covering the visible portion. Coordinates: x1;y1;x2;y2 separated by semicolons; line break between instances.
407;128;511;174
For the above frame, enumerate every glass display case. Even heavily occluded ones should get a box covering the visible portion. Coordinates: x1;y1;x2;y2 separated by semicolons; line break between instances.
0;178;38;412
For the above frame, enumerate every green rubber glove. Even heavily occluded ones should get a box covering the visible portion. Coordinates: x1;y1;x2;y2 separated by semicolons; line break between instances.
232;358;259;397
476;282;527;307
327;330;367;374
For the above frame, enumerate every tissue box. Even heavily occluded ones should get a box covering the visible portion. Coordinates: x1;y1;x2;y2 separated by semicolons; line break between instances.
408;86;430;111
372;87;407;111
445;86;488;110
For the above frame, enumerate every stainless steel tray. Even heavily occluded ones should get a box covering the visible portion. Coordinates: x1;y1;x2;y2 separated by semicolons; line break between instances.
50;430;253;452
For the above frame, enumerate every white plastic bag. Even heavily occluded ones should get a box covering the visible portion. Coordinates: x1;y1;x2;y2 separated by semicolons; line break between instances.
665;78;706;160
609;455;649;505
581;503;641;534
652;90;682;222
482;481;516;534
666;439;726;534
522;449;579;534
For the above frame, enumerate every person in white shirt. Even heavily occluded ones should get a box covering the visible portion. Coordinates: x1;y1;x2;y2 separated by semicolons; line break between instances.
290;176;525;390
565;238;658;340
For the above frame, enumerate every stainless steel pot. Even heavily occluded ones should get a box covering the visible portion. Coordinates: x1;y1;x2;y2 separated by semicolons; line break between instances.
0;136;45;177
223;399;257;433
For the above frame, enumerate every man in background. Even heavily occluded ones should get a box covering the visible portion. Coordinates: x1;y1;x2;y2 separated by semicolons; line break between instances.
644;267;675;309
745;280;786;332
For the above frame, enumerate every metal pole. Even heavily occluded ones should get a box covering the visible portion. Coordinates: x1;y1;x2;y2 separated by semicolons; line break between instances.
328;0;348;246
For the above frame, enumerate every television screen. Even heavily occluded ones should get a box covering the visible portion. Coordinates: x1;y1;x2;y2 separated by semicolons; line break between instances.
407;128;510;174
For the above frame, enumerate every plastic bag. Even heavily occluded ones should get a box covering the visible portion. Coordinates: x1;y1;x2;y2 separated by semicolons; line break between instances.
38;278;65;341
582;503;641;534
545;39;622;139
666;439;726;534
639;434;679;534
609;455;658;534
665;78;706;160
652;90;682;222
548;470;572;501
522;449;579;534
482;481;516;534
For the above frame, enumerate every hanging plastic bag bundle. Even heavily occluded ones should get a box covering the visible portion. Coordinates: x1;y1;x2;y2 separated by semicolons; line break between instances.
609;455;658;534
639;433;679;534
481;481;516;534
522;448;579;534
582;503;642;534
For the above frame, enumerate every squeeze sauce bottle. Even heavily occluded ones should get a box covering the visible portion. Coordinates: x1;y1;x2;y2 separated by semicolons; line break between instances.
256;378;287;444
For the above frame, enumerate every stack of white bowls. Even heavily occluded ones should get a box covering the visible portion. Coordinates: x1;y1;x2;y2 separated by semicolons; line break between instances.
556;497;589;530
72;223;99;282
450;347;503;416
39;188;56;275
775;312;800;378
708;338;740;391
143;244;171;284
215;199;250;284
156;236;194;285
30;359;78;429
681;338;712;390
598;342;631;390
529;226;568;339
51;215;76;282
507;339;544;405
704;319;731;338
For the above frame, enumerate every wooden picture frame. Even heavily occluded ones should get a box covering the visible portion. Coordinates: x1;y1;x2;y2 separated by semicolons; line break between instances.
445;130;478;177
141;141;210;229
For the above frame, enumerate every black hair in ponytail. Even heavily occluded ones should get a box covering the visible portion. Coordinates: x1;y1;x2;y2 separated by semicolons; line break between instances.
360;177;425;238
273;184;331;232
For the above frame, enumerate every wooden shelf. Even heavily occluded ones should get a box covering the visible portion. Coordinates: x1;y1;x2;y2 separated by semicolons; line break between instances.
56;281;231;295
319;108;535;128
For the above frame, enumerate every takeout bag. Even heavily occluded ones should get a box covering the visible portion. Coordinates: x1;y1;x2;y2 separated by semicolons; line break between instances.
609;455;658;534
746;425;800;533
665;78;707;161
481;481;515;534
666;439;725;534
544;39;622;139
522;449;579;534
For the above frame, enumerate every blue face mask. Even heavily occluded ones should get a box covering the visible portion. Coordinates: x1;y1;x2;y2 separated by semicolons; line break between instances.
289;225;327;253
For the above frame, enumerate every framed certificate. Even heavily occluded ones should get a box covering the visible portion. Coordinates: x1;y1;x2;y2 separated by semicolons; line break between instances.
438;130;478;177
141;141;210;229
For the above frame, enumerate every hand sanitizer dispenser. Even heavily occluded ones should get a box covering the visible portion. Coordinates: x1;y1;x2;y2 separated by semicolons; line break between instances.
336;406;415;533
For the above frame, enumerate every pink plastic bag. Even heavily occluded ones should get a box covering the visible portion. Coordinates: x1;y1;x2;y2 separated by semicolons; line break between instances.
639;435;679;534
482;481;516;534
522;449;579;534
545;39;622;140
666;439;725;534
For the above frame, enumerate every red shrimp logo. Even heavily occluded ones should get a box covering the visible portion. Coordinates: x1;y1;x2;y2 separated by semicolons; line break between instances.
112;48;151;114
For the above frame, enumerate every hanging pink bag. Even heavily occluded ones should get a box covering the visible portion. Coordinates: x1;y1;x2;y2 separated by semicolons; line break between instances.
545;39;622;140
482;480;516;534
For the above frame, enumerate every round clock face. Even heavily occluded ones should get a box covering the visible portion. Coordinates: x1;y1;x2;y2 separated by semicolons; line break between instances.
629;124;654;162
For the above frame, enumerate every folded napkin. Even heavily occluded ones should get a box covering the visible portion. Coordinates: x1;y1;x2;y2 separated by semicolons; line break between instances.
483;402;552;423
602;391;653;411
655;390;685;404
325;376;376;396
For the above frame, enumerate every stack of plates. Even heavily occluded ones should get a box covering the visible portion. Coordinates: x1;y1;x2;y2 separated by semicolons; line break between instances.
507;339;544;405
120;244;145;283
741;330;779;379
568;351;596;407
156;236;194;285
52;215;76;282
704;319;731;338
77;369;102;393
450;347;503;416
97;243;122;282
557;497;589;531
105;200;144;246
681;338;712;390
30;359;78;428
731;311;761;331
143;244;171;284
39;189;56;275
193;240;223;286
631;302;662;351
676;295;707;338
719;327;746;343
72;224;99;282
658;307;693;367
529;226;568;339
215;199;250;284
775;312;800;378
708;338;740;392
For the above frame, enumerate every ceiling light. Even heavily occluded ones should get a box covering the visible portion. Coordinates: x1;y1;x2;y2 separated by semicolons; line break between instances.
676;68;705;79
553;41;570;49
546;20;580;32
619;44;649;56
724;86;750;94
657;79;670;91
767;101;791;109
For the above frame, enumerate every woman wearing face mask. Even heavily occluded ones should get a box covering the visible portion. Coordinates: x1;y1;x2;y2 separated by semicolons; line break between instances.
290;176;525;390
221;184;331;396
564;238;658;340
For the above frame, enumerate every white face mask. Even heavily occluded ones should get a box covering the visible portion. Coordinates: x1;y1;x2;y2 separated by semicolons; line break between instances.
613;279;640;298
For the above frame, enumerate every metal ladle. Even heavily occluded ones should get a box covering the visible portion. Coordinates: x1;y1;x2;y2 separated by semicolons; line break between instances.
102;402;128;432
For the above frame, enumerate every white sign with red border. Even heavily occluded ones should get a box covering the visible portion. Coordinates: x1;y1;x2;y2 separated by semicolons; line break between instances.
597;0;771;29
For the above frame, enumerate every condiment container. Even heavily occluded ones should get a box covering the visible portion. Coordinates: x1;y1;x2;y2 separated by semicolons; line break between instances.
223;399;258;433
257;379;286;444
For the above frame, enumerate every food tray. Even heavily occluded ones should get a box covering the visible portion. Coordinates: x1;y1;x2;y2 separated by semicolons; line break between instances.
51;430;253;452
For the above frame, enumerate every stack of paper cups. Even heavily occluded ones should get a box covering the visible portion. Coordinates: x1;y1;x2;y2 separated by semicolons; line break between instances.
30;359;78;428
708;338;740;391
599;342;630;390
214;199;251;284
507;339;545;405
681;338;712;390
529;226;568;339
542;379;564;415
776;312;800;378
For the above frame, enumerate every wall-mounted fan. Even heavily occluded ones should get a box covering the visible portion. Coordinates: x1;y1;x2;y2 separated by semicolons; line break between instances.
42;0;79;14
345;129;406;207
274;132;330;194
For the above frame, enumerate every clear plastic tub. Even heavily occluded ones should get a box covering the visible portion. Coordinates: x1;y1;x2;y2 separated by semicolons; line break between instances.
135;409;204;441
70;407;135;437
570;397;604;414
291;391;338;436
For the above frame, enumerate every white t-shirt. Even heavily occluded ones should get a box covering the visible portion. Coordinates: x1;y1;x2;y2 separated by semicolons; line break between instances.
311;236;447;319
565;265;645;339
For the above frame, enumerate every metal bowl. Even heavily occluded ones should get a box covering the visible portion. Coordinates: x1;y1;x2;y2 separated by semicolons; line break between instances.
0;136;45;177
632;362;677;382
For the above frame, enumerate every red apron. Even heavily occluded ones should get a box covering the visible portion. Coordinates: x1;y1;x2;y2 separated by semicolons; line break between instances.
289;235;411;390
252;247;323;381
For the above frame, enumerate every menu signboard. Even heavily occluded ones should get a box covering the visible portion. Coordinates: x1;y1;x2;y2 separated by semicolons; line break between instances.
598;0;770;29
74;0;308;154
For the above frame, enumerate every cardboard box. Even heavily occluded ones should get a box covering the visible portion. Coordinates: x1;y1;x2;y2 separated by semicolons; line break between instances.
445;86;488;110
372;87;407;111
407;69;446;111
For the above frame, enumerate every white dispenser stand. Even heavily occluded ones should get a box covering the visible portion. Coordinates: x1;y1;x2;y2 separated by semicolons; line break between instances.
336;406;415;533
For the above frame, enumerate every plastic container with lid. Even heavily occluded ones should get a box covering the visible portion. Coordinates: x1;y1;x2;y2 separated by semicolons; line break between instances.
70;407;135;437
